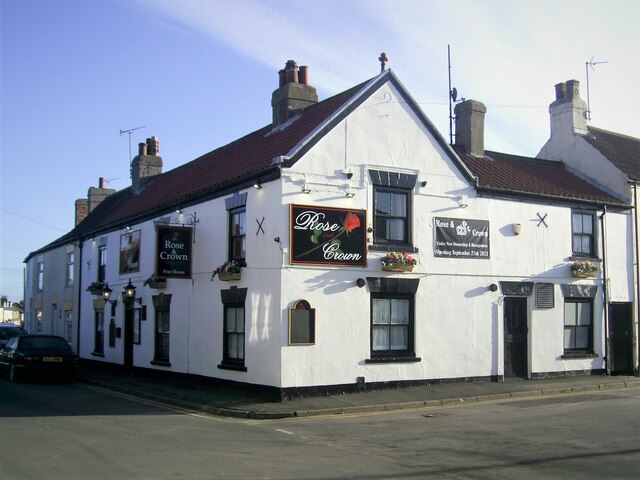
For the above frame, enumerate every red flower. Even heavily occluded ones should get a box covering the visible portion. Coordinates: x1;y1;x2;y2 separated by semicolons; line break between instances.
343;212;361;233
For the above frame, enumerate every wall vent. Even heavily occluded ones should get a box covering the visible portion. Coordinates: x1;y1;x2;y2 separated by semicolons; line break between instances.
536;283;555;309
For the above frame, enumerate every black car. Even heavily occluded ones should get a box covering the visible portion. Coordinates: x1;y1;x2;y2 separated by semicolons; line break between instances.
0;323;27;348
0;335;79;382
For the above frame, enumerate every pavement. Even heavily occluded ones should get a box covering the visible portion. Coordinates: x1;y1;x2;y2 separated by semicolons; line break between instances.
77;363;640;420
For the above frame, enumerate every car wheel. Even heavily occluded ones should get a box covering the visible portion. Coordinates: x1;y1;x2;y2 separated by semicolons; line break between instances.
9;364;20;383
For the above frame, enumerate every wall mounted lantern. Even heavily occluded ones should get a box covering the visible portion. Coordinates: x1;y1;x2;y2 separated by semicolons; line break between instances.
123;279;142;305
102;283;117;306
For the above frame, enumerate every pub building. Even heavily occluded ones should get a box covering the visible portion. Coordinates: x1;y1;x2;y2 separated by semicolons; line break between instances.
24;60;636;398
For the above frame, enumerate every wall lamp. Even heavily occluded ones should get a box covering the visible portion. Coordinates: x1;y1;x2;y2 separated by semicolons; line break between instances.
123;279;142;305
345;191;355;198
101;283;117;306
253;180;262;189
301;184;311;194
457;197;468;208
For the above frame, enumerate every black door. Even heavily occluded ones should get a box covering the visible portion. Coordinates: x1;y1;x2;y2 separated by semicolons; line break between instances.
504;297;528;378
124;306;134;369
609;303;633;375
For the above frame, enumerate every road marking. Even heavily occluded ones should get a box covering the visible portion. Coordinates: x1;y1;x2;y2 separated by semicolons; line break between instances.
275;428;295;435
79;384;250;424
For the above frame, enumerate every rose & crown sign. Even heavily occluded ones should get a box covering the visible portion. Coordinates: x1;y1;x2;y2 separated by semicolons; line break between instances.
156;226;193;278
290;204;367;266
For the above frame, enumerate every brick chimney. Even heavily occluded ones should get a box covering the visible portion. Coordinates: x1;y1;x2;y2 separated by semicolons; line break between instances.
75;177;116;225
454;99;487;157
271;60;318;126
131;136;163;193
548;79;588;137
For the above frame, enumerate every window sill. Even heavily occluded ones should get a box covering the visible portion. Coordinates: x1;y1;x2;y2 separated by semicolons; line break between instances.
217;363;247;372
91;352;105;358
365;356;421;364
369;245;418;254
151;360;171;367
561;352;598;359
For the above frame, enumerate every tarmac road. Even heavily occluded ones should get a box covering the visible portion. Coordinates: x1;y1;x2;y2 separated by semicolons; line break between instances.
1;377;639;479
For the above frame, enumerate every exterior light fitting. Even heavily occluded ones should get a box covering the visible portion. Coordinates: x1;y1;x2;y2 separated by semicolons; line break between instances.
254;180;262;189
345;191;355;198
123;279;142;305
301;184;311;194
102;283;117;306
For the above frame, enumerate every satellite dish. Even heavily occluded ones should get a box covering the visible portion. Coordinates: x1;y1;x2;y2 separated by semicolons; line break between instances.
451;87;458;102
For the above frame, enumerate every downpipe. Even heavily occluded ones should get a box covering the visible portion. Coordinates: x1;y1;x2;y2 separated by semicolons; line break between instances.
600;206;609;375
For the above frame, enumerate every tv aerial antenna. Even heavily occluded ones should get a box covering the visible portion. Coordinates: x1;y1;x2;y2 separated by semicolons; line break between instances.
119;125;146;164
448;44;465;145
585;57;607;121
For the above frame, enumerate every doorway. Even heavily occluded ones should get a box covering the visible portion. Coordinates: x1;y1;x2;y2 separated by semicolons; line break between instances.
504;297;528;378
608;302;633;375
124;305;134;369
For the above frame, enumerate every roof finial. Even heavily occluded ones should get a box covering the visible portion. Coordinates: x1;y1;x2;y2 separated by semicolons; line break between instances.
379;52;388;73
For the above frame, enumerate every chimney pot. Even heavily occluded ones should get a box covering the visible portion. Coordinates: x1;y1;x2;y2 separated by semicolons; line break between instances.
299;66;309;85
278;69;286;87
99;177;105;188
138;142;147;156
554;82;566;101
146;136;159;156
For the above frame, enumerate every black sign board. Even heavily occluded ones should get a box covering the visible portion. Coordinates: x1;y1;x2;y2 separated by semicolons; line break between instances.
434;217;490;259
156;226;192;278
290;204;367;266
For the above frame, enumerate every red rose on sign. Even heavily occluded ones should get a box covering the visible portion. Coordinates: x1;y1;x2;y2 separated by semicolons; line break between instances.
343;212;361;233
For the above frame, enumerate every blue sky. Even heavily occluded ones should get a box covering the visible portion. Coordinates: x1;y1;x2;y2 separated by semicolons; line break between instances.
2;0;639;301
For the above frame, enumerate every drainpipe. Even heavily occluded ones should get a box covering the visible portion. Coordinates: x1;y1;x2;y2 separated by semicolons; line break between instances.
600;206;609;375
76;239;83;356
634;183;640;374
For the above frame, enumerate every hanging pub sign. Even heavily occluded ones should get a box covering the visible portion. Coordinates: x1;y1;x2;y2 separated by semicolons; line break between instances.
156;226;192;278
434;217;490;259
290;204;367;266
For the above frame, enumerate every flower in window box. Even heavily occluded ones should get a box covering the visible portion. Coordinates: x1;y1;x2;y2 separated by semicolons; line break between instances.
211;259;246;281
570;260;598;278
381;251;417;272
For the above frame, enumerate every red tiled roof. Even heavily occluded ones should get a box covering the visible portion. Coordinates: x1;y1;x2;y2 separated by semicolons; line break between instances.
581;126;640;181
70;81;369;238
454;146;626;206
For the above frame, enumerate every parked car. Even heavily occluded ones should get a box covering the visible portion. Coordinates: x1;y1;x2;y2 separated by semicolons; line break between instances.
0;323;27;348
0;335;79;382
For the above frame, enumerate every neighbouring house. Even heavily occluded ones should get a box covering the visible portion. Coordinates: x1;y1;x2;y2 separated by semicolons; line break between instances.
24;60;635;398
538;79;639;374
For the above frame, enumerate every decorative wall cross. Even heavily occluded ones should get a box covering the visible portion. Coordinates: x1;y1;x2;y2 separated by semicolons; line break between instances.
256;217;266;236
536;212;548;228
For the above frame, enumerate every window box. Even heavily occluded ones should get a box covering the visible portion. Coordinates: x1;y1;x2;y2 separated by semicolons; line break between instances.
570;270;596;279
569;260;598;278
87;282;105;295
144;275;167;289
381;251;416;273
382;264;415;273
218;272;241;281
